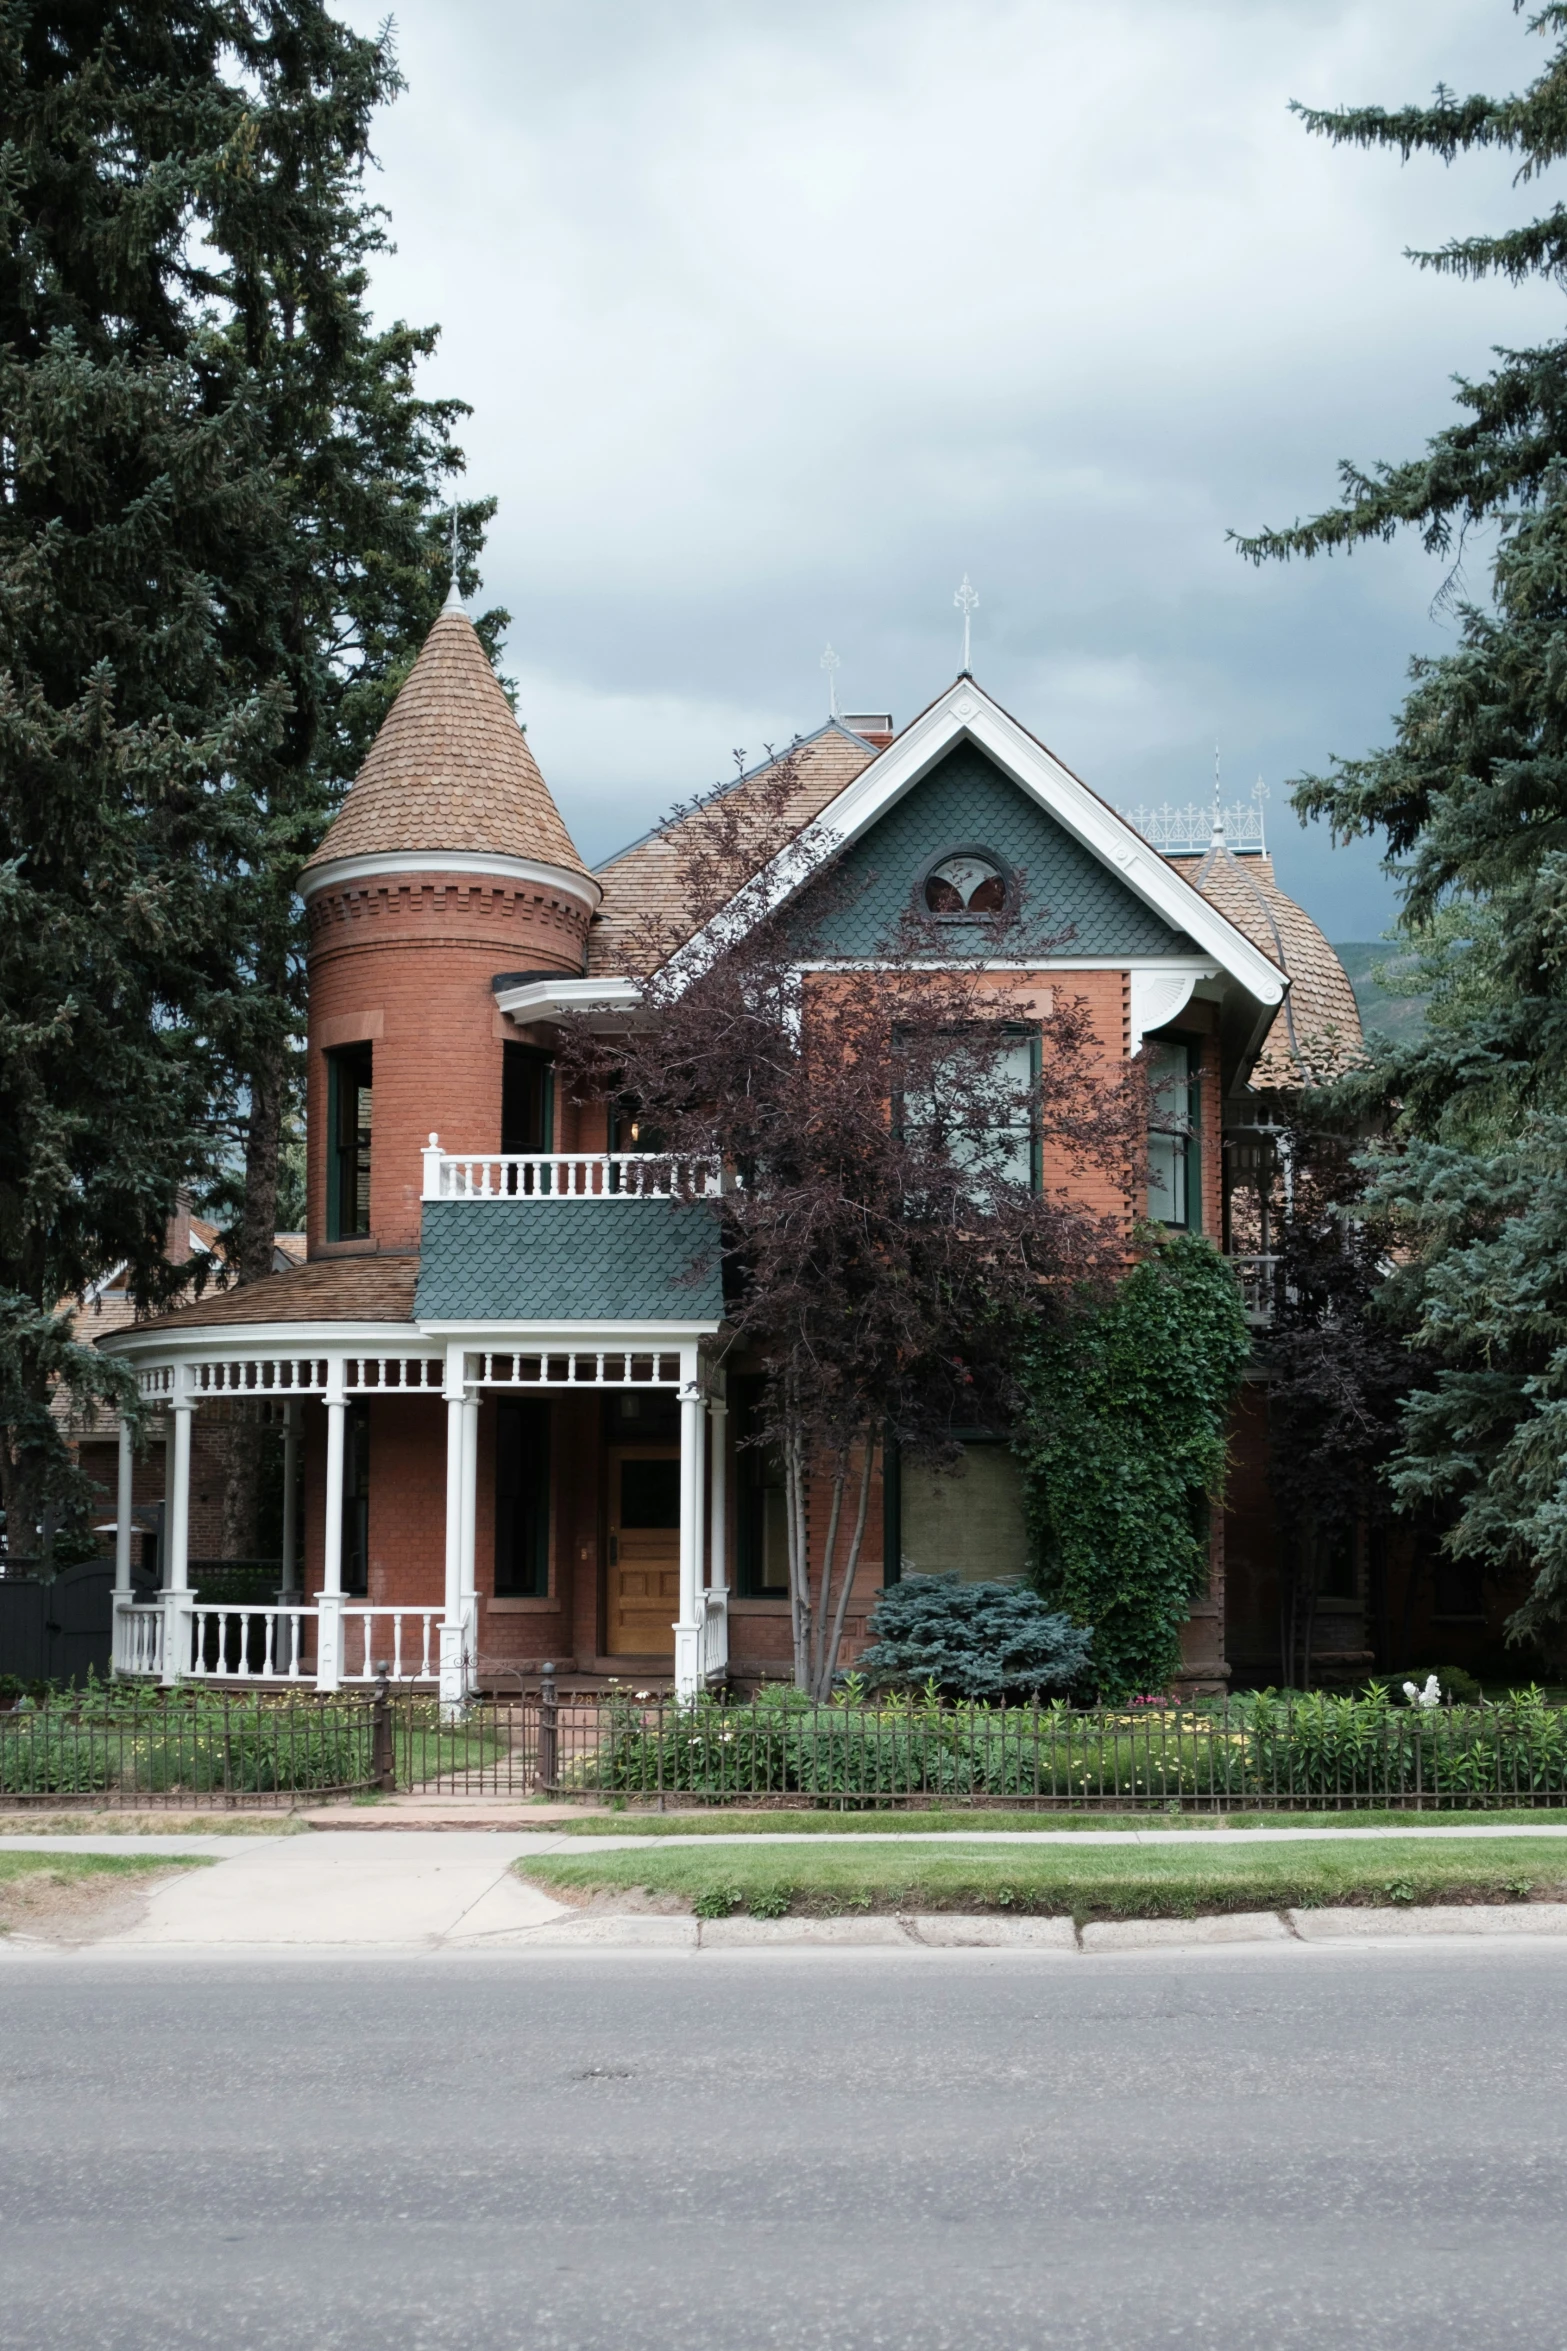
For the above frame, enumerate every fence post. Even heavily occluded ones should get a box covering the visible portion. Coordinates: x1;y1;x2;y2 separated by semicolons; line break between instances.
538;1661;558;1798
372;1669;396;1794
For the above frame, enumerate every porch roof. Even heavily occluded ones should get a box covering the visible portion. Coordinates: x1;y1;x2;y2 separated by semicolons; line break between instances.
99;1254;419;1341
413;1199;724;1322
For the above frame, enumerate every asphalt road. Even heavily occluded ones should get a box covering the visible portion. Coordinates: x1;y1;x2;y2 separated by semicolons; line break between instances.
4;1945;1566;2350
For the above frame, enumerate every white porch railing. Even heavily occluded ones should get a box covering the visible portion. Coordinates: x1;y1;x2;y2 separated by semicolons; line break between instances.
113;1598;443;1685
422;1142;724;1202
188;1602;312;1681
1231;1253;1280;1327
696;1589;729;1686
112;1600;165;1679
340;1606;441;1683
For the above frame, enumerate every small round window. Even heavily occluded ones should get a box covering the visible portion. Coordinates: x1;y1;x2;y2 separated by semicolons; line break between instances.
925;853;1006;915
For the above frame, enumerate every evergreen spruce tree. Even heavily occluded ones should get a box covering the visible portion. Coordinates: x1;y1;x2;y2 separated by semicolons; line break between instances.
0;5;499;1562
1239;5;1567;1645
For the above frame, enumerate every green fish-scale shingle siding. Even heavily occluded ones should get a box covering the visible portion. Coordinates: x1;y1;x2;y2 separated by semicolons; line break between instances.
803;741;1193;958
414;1200;724;1323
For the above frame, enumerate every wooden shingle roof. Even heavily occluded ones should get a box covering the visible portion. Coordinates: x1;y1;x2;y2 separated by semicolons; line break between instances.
1168;847;1363;1086
303;606;590;883
104;1256;420;1338
587;725;878;974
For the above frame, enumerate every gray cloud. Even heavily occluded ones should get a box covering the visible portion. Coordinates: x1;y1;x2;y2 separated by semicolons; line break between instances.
342;0;1561;936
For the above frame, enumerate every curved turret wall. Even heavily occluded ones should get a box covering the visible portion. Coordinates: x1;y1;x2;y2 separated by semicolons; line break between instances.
303;868;591;1254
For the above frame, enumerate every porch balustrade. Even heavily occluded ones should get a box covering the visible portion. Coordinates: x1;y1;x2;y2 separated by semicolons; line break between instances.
421;1142;724;1201
113;1598;444;1684
1231;1252;1281;1327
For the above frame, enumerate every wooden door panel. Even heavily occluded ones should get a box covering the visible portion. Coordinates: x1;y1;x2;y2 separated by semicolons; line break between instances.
606;1447;680;1657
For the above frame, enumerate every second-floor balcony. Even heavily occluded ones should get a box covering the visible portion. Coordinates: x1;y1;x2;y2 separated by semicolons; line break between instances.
420;1140;725;1202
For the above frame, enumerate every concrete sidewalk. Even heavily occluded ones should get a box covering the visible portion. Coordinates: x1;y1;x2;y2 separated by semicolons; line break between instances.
10;1826;1567;1958
0;1830;572;1952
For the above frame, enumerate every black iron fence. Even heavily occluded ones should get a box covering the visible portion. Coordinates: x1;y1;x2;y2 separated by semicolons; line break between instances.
9;1682;1567;1810
0;1689;381;1809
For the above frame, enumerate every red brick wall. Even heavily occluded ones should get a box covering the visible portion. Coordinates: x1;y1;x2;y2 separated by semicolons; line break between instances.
304;873;589;1251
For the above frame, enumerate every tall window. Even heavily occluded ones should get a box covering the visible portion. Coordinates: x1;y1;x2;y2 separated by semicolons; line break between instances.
341;1400;370;1595
899;1028;1040;1192
502;1044;553;1153
327;1043;373;1239
1147;1039;1198;1228
495;1400;551;1596
734;1378;789;1595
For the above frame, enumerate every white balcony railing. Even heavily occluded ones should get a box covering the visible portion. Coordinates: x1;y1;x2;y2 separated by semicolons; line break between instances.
1231;1253;1280;1327
422;1141;724;1202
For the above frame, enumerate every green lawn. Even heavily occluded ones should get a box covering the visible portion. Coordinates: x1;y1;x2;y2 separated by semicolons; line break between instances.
553;1805;1567;1835
0;1850;210;1884
516;1835;1567;1922
0;1849;211;1932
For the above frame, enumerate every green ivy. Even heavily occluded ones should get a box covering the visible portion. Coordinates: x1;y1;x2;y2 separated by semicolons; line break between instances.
1013;1230;1250;1700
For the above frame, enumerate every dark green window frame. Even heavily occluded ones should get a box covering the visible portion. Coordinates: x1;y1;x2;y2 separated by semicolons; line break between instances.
326;1042;373;1241
501;1043;554;1155
733;1376;790;1597
495;1399;551;1596
1146;1034;1201;1231
893;1023;1042;1193
341;1399;370;1596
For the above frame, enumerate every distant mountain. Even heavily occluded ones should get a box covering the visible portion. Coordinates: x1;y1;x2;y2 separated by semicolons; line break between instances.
1332;942;1428;1046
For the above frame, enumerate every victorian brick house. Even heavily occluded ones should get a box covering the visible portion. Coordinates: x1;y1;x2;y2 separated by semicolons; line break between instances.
101;580;1361;1701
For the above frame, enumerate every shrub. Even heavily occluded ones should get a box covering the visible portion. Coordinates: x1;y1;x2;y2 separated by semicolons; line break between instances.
855;1577;1093;1700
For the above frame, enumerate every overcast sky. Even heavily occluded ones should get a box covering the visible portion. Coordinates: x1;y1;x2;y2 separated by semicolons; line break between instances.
340;0;1562;940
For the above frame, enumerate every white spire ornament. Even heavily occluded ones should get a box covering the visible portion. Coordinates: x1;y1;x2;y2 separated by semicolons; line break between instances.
954;574;979;674
443;503;465;615
820;642;841;720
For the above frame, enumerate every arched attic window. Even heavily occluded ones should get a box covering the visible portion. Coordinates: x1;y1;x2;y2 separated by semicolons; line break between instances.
923;851;1008;916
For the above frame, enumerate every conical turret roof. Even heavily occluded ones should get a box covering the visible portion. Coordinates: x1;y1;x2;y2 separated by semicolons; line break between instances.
302;603;590;885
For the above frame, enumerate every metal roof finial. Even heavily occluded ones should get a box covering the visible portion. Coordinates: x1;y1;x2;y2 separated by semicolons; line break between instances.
954;574;979;674
820;643;841;720
443;503;465;614
1210;744;1225;847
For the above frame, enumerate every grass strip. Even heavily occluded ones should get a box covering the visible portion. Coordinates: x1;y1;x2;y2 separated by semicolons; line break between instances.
517;1835;1567;1923
0;1813;303;1836
0;1851;212;1885
552;1806;1567;1836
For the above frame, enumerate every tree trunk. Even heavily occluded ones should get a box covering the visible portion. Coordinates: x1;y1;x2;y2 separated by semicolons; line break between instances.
236;1034;286;1287
817;1436;876;1698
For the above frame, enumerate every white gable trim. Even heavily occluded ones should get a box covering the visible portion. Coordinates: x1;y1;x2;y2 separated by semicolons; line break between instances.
668;678;1285;1008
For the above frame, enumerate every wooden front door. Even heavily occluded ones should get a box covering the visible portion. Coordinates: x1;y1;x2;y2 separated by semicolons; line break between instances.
606;1447;680;1656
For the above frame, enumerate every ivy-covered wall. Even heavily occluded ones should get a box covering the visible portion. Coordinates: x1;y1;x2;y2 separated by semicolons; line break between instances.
1014;1231;1251;1698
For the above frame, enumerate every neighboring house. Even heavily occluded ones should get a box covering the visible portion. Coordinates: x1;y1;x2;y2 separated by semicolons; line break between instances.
100;584;1361;1700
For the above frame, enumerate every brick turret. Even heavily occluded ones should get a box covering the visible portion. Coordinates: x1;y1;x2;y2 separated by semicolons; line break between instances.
299;590;597;1254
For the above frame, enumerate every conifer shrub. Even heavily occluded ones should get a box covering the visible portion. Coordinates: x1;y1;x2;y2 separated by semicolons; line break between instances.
855;1577;1093;1700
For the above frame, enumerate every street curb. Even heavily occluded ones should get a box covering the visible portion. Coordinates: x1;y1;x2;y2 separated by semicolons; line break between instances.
1287;1902;1567;1940
1082;1912;1289;1951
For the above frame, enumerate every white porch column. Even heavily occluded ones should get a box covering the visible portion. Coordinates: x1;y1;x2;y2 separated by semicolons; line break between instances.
160;1380;195;1686
459;1389;480;1680
703;1385;729;1683
317;1360;346;1692
439;1348;470;1713
673;1353;704;1700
